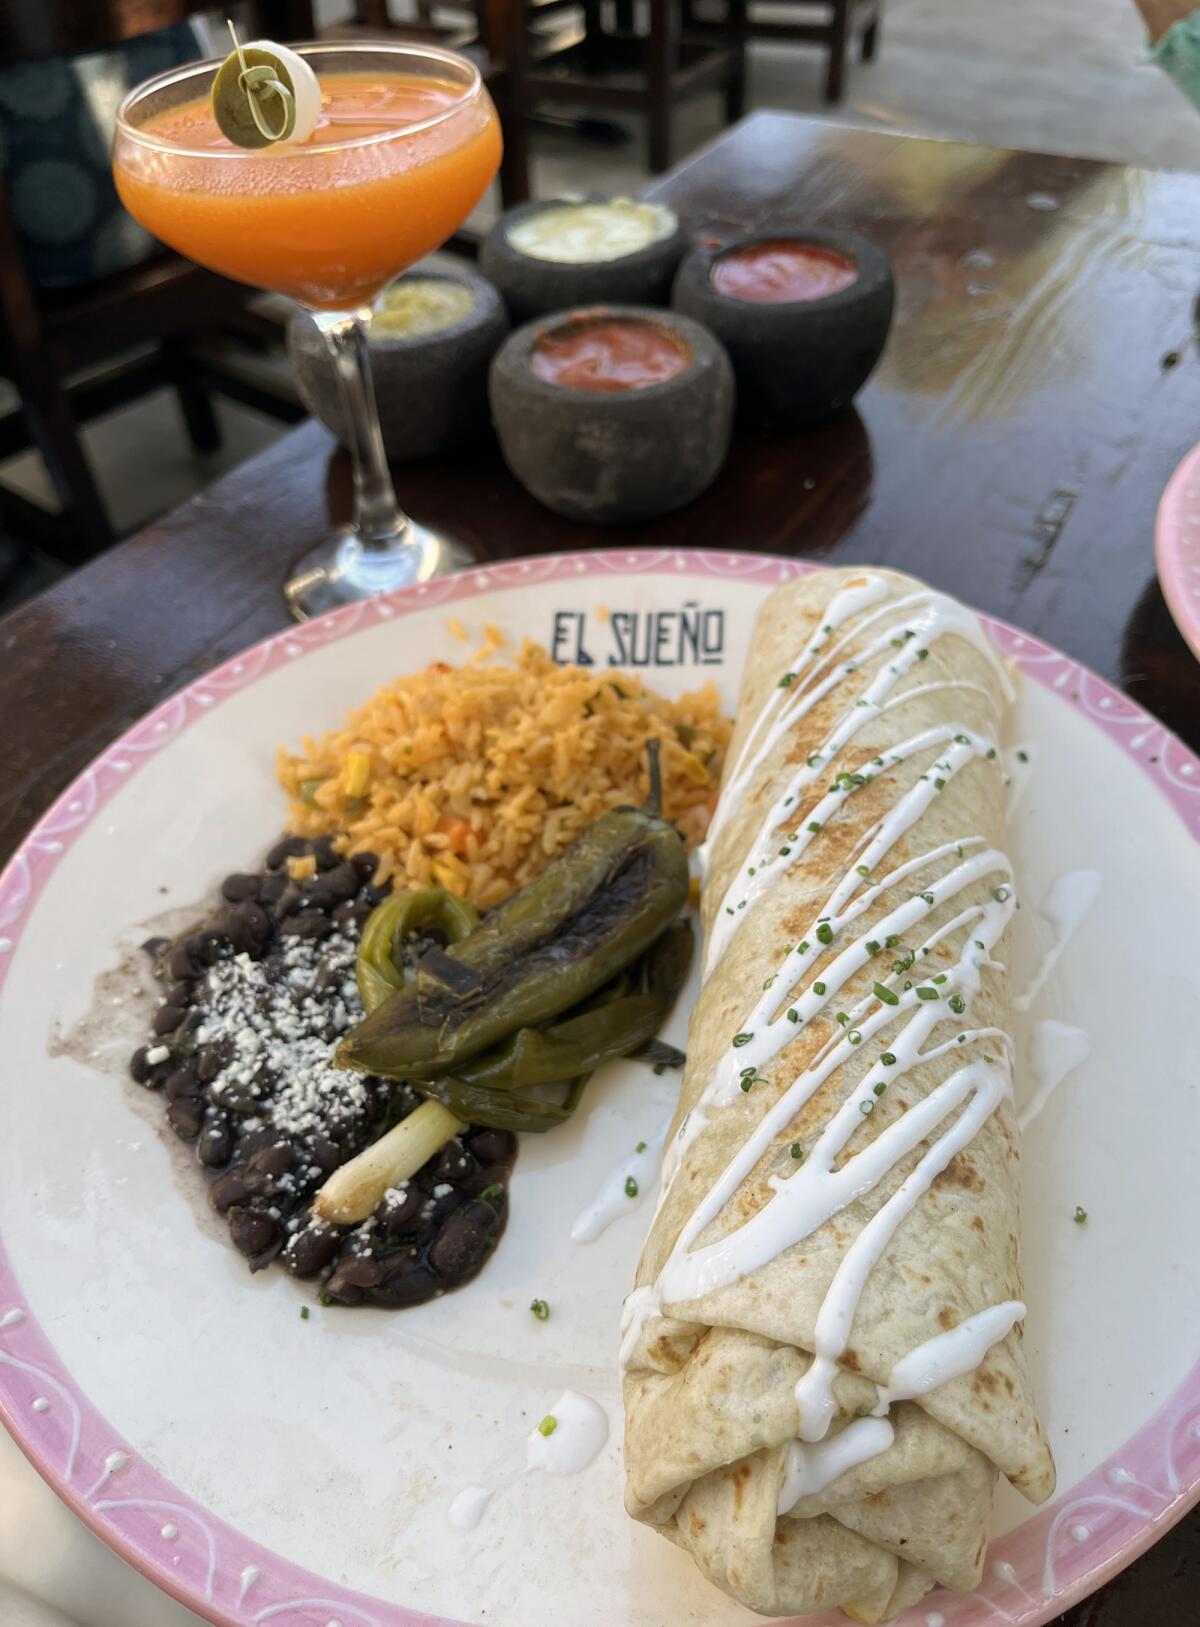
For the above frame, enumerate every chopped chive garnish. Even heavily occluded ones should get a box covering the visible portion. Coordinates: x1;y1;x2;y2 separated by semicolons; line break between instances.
813;981;826;995
986;747;997;759
866;940;881;955
790;1143;804;1160
932;973;948;985
881;1052;897;1065
740;1076;754;1092
625;1176;639;1197
787;1009;800;1023
934;777;946;790
948;994;965;1014
1073;1206;1087;1224
954;733;970;744
530;1299;550;1320
856;864;871;878
763;974;777;990
874;982;899;1005
916;986;938;1000
848;1030;862;1045
873;1081;887;1096
732;1033;752;1048
816;922;834;945
885;934;901;949
956;844;964;857
780;846;793;856
797;940;810;954
807;753;822;767
300;1305;310;1320
749;866;757;877
538;1414;558;1436
635;1141;647;1153
920;891;935;906
873;755;884;766
778;672;797;688
480;1184;503;1200
807;822;822;835
916;648;929;660
1017;749;1029;762
859;1100;874;1115
836;1012;849;1026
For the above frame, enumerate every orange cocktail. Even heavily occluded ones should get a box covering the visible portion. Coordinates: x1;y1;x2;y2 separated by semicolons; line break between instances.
113;41;500;617
114;72;501;309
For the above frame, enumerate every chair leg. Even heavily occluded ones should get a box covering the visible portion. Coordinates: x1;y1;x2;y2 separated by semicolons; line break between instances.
14;362;112;563
825;0;849;101
647;0;674;172
724;0;748;124
862;12;880;59
162;337;222;455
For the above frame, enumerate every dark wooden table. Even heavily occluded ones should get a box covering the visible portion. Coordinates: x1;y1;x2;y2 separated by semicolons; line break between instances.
2;112;1199;1623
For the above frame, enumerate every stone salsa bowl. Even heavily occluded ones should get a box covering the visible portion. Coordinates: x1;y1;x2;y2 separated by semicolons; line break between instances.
672;227;894;432
288;261;509;461
488;304;734;524
480;196;687;325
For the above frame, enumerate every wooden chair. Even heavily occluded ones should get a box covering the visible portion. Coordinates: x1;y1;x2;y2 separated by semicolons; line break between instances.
507;0;747;174
0;1;312;566
684;0;880;104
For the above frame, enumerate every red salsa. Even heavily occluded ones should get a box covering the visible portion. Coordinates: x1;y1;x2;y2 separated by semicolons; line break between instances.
711;241;858;304
531;317;692;391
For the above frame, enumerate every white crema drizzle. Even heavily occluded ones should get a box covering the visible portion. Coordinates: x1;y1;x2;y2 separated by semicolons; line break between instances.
623;573;1027;1477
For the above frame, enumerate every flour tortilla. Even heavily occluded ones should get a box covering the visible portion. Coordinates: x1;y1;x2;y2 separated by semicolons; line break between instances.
622;568;1054;1621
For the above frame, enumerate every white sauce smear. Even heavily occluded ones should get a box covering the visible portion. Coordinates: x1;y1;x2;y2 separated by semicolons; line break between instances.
1019;1020;1090;1132
447;1485;494;1530
571;1129;666;1243
526;1391;609;1475
1014;869;1101;1010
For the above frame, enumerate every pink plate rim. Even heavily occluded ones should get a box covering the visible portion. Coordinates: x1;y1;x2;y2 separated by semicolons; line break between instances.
1156;441;1200;663
1;547;1199;1627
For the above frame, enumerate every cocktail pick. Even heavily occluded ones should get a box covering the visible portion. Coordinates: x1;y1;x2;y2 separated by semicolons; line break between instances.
212;19;321;148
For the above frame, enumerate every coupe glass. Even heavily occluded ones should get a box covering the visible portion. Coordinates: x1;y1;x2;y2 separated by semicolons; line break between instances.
113;43;502;619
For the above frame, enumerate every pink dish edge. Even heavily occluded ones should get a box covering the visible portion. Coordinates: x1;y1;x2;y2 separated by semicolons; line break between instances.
0;547;1198;1627
1156;441;1200;664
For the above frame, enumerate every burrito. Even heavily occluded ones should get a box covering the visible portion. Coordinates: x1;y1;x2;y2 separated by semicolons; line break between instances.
621;566;1054;1622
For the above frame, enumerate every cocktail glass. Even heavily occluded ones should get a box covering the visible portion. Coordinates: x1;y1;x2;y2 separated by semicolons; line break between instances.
113;43;502;619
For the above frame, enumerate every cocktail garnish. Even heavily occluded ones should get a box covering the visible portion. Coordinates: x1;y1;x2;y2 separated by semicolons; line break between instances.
212;20;320;149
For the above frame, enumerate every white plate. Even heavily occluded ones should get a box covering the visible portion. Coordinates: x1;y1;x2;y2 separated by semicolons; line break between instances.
1;549;1199;1627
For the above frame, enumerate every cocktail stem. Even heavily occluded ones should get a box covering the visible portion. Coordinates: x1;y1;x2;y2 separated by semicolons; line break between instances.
311;307;411;551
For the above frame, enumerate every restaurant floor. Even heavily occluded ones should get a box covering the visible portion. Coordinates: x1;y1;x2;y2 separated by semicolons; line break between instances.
1;0;1195;616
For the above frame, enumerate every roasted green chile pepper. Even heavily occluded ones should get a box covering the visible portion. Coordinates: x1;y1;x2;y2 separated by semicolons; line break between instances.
338;744;688;1080
356;887;479;1015
410;920;694;1132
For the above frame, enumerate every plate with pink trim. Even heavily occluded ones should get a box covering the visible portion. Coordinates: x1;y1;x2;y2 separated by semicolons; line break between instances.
1157;442;1200;662
1;549;1199;1627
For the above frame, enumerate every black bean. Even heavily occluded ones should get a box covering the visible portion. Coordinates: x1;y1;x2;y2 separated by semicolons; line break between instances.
349;851;380;882
429;1206;495;1285
308;1134;342;1175
324;1280;365;1307
198;1119;233;1169
332;900;373;931
295;879;338;912
164;980;193;1008
363;883;391;907
279;910;332;941
152;1002;185;1037
247;1140;293;1180
267;835;308;870
209;1172;249;1214
311;836;340;871
168;943;197;981
466;1128;516;1167
372;1261;440;1308
327;1254;385;1292
195;1040;232;1083
430;1187;461;1226
220;902;271;955
194;929;234;967
164;1067;201;1102
321;861;361;902
221;873;261;902
129;1046;155;1084
228;1206;282;1268
167;1097;204;1140
433;1141;477;1186
237;1126;278;1161
141;935;171;960
375;1184;422;1235
283;1222;340;1277
258;872;289;905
